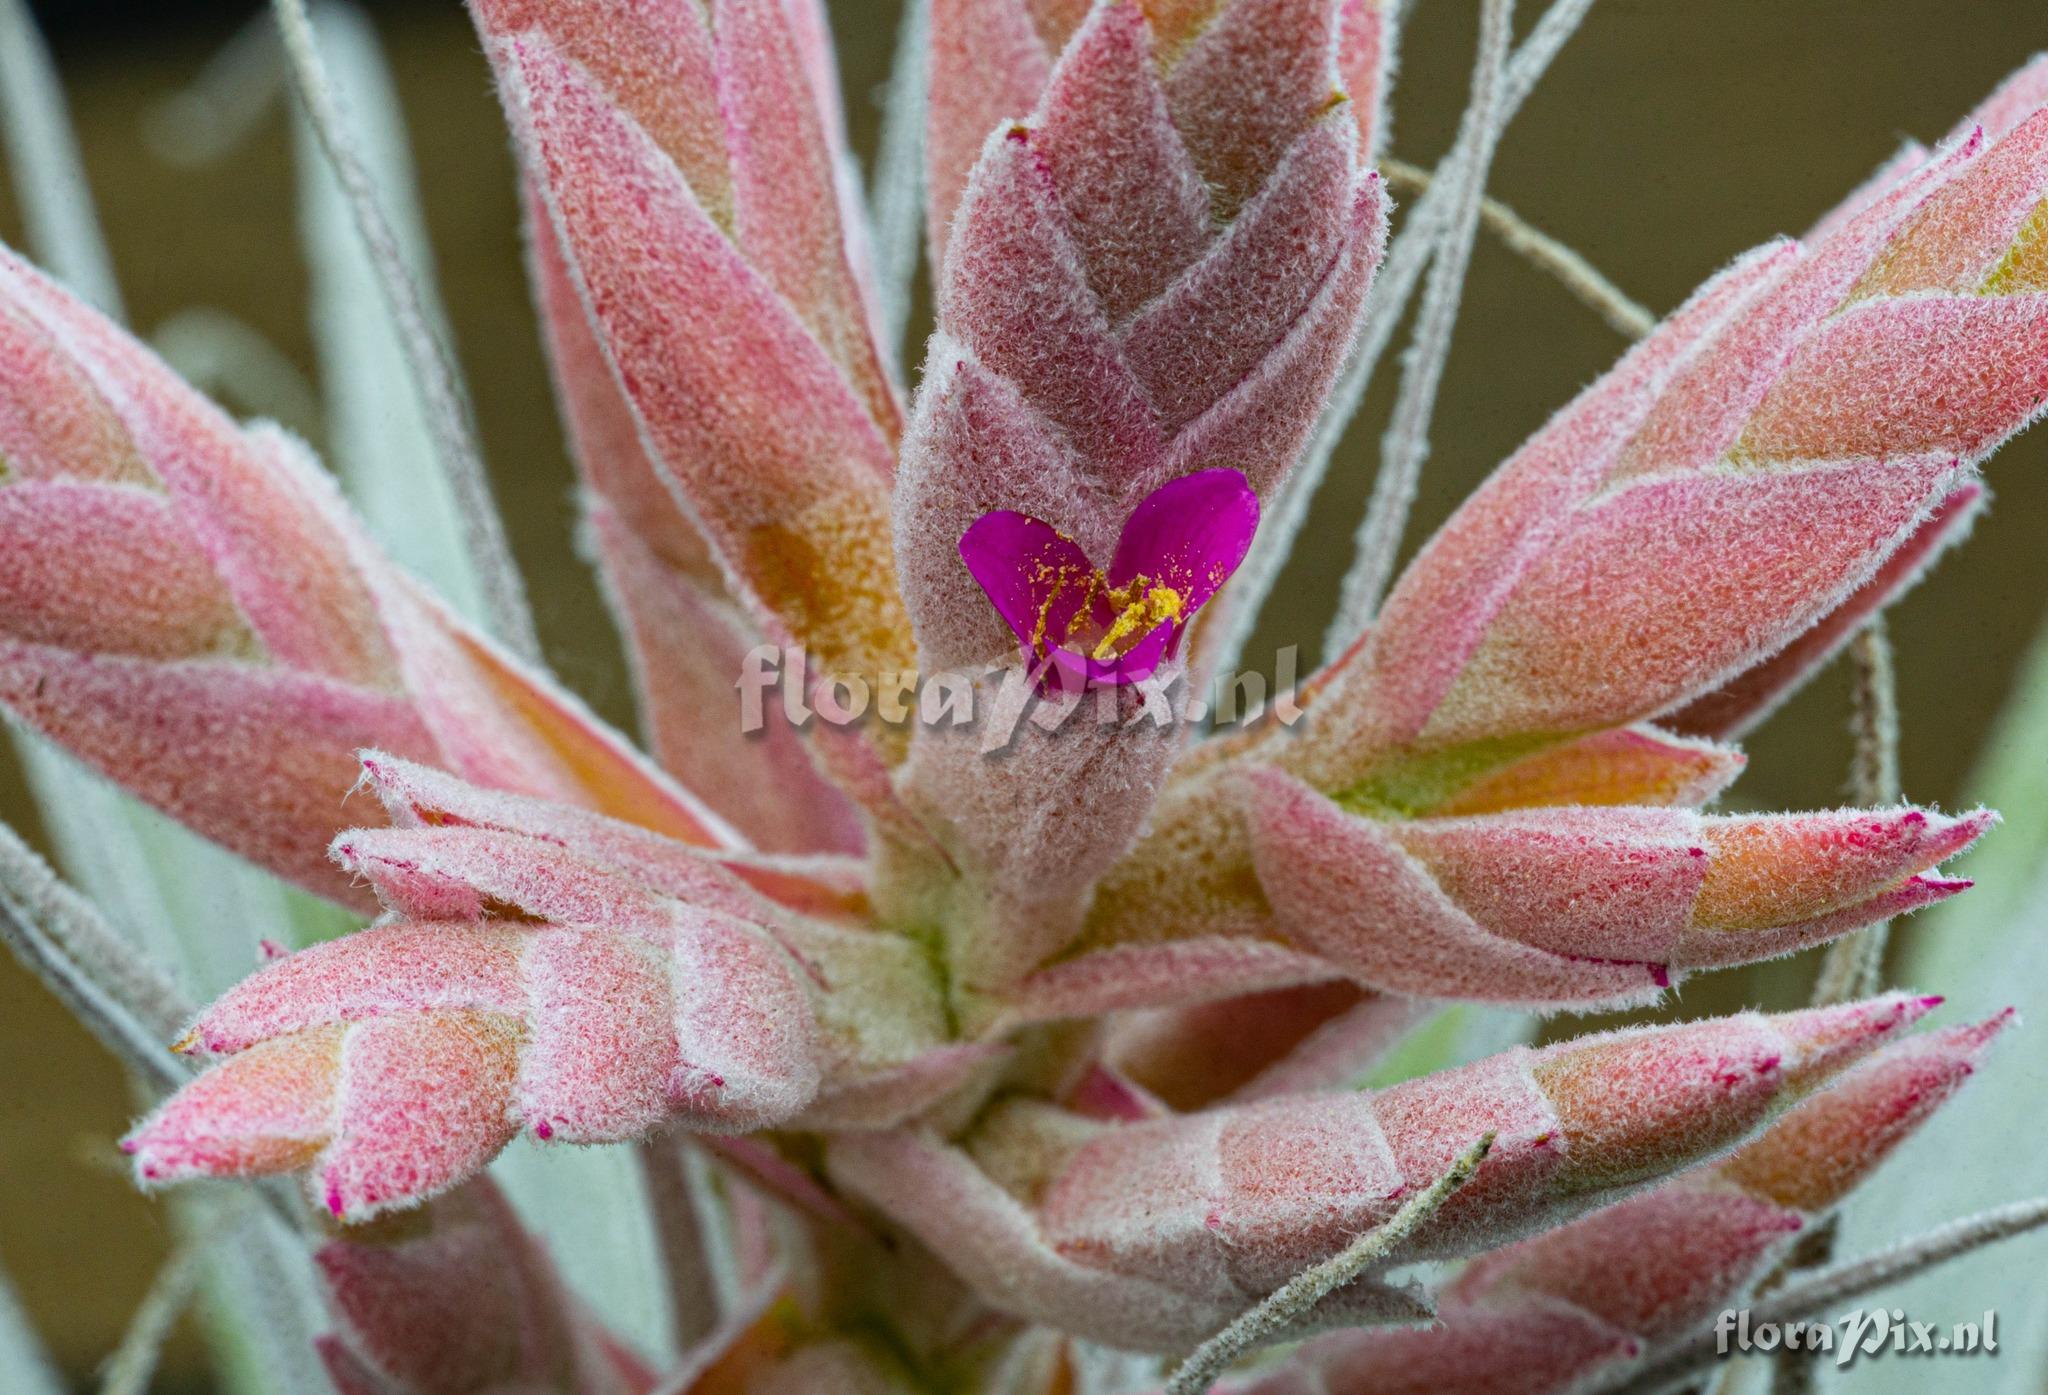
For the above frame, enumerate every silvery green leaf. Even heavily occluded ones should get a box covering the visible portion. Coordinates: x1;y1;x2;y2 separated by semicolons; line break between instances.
0;0;121;317
293;1;491;626
0;1256;64;1395
491;1137;683;1363
1832;627;2048;1393
193;1201;335;1395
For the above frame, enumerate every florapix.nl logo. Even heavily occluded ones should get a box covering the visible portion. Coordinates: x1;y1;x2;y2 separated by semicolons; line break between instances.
735;645;1310;754
1715;1307;1999;1368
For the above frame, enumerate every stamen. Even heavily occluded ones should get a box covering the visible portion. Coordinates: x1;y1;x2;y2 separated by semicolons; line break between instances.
1090;580;1186;660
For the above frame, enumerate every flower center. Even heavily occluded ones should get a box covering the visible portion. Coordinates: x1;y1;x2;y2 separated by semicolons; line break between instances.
1086;576;1186;660
960;467;1259;687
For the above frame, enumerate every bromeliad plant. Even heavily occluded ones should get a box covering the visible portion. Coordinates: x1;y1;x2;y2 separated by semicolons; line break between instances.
4;0;2048;1392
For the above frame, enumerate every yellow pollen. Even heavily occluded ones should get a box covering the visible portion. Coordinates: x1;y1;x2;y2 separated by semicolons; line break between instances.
1088;578;1185;660
1030;560;1097;658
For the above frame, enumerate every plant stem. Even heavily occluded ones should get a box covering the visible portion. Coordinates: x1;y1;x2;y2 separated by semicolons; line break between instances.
271;0;541;662
1327;0;1519;651
638;1138;726;1352
97;1228;216;1395
0;823;192;1091
1380;158;1653;338
1811;621;1903;1006
1165;1132;1496;1395
1776;618;1903;1392
1583;1197;2048;1395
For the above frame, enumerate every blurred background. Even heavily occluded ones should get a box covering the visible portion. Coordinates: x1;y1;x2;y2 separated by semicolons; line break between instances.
1;0;2045;1387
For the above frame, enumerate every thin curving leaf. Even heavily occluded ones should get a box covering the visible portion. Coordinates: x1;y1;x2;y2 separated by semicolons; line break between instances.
871;0;931;362
272;0;539;659
1837;616;2048;1393
0;0;122;317
1327;0;1515;648
191;1195;337;1395
100;1235;214;1395
0;1255;64;1395
293;0;495;630
0;817;191;1090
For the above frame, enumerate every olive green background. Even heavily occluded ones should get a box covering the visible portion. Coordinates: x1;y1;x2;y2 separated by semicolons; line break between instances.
2;1;2045;1386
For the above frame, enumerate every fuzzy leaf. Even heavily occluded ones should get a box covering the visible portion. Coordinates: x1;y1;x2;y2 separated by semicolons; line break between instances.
1234;1013;2008;1394
0;246;733;905
125;758;969;1216
1085;79;2048;989
831;998;1929;1350
1056;768;1985;1014
486;26;914;702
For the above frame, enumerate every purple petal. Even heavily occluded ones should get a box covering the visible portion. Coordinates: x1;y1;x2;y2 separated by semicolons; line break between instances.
1107;468;1260;618
959;511;1096;661
1048;621;1175;689
963;469;1258;687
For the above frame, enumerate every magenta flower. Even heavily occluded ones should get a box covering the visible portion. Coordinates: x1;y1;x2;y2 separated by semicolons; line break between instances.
959;466;1258;687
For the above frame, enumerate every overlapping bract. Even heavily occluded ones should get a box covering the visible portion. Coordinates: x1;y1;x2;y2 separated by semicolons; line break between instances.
894;0;1391;993
925;0;1398;264
123;753;969;1220
531;208;866;857
0;246;728;907
492;0;890;853
829;996;1934;1350
476;0;917;831
316;1182;655;1395
1308;73;2048;771
1216;1012;2009;1393
1034;773;1989;1022
1235;777;1989;1007
1066;67;2048;1017
318;1181;946;1395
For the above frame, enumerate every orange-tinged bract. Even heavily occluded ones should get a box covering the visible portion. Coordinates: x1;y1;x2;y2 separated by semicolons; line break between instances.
1069;71;2048;1014
1212;1013;2009;1394
0;4;2044;1394
825;997;1933;1350
0;243;731;906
